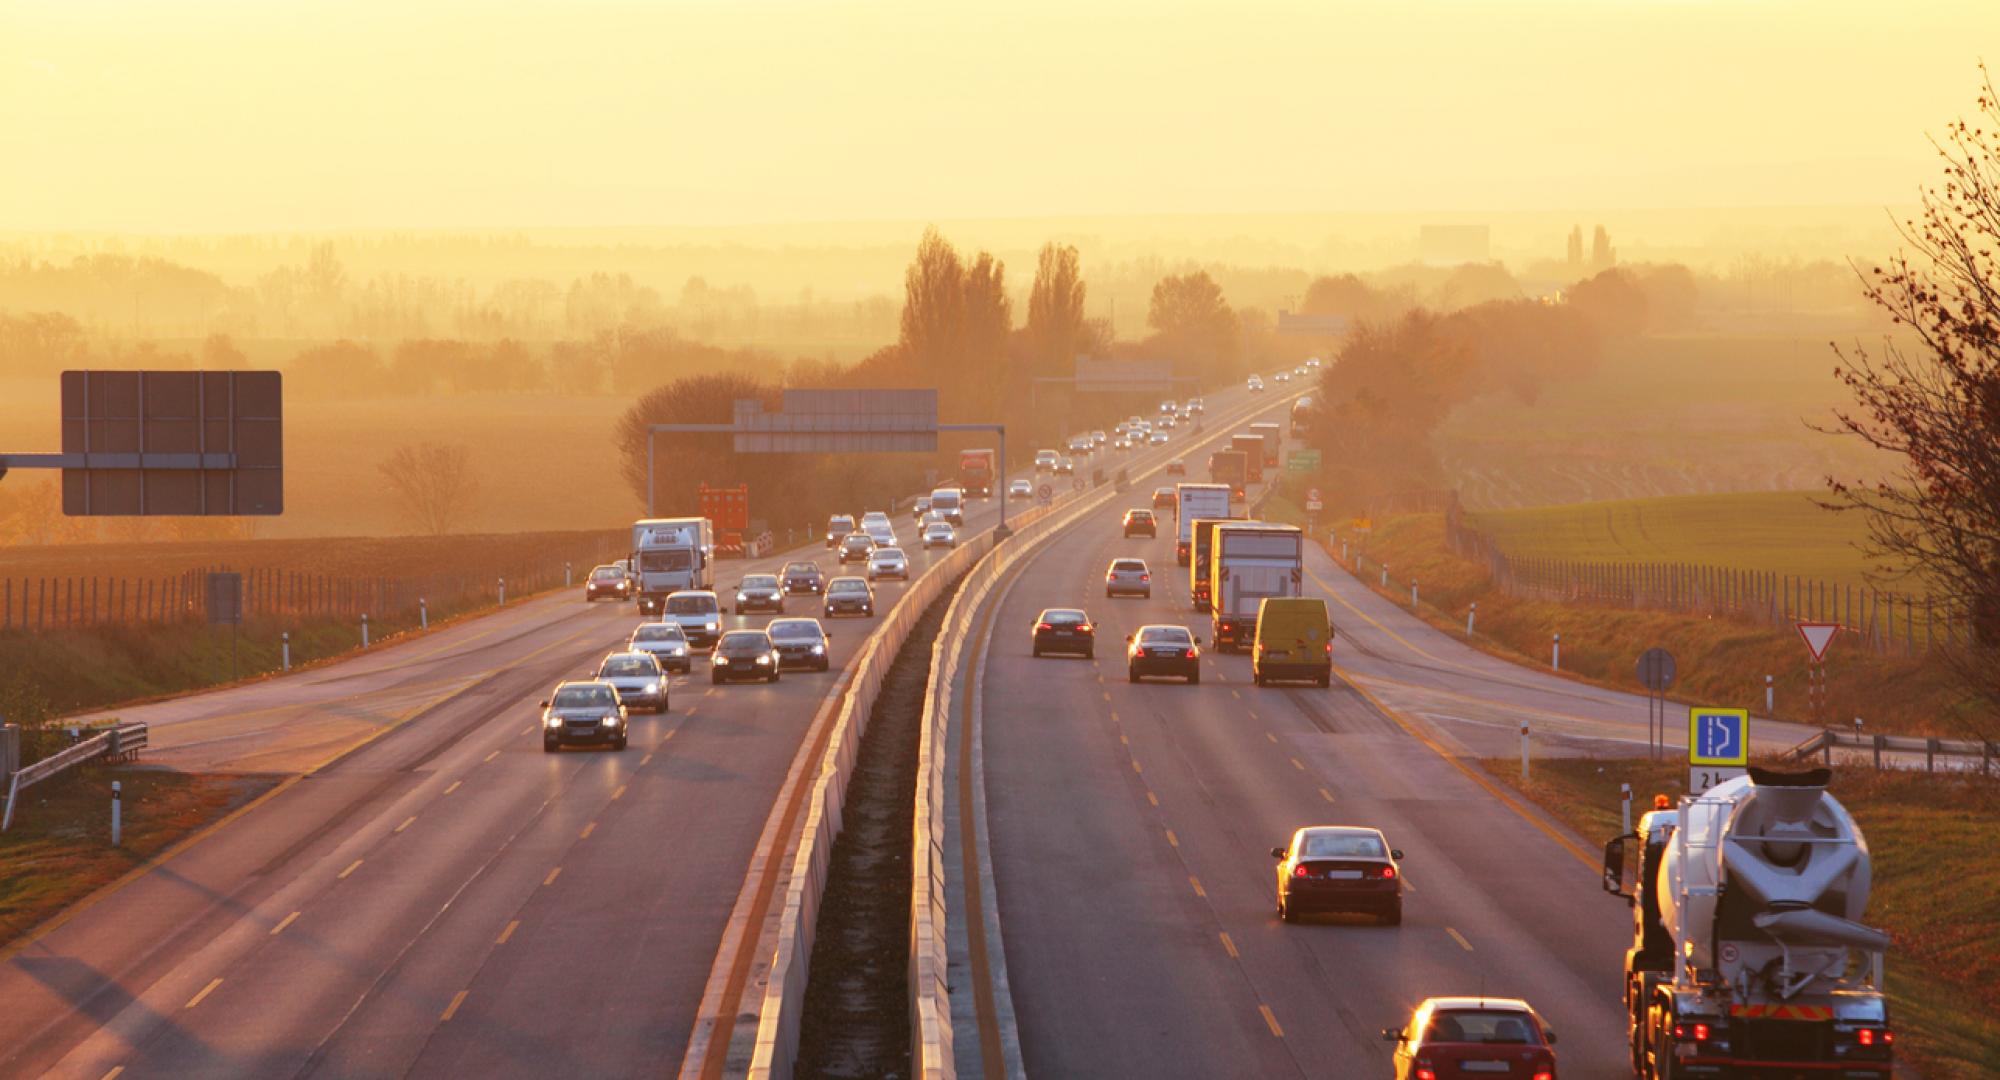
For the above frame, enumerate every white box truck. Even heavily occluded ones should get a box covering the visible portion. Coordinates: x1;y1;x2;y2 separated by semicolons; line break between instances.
1174;483;1233;567
631;517;714;616
1206;521;1303;652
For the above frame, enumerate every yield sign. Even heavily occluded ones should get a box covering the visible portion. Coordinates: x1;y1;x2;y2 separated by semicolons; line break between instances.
1797;622;1839;662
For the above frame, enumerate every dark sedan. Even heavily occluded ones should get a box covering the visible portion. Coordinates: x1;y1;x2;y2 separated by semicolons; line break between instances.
837;532;876;563
1031;608;1096;658
732;574;785;614
823;577;876;618
540;681;628;752
1122;509;1157;538
1272;825;1403;924
1126;624;1201;684
710;629;781;684
782;561;826;595
768;617;831;671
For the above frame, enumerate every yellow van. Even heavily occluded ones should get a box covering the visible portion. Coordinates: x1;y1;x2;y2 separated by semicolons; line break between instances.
1252;597;1334;687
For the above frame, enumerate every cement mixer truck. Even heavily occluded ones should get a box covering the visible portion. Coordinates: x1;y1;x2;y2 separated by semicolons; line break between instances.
1601;767;1894;1078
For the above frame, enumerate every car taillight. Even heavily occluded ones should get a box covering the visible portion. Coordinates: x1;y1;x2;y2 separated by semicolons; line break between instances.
1856;1027;1892;1046
1184;648;1197;658
1532;1071;1553;1080
1079;624;1094;633
1673;1022;1712;1042
1292;863;1310;878
1413;1065;1436;1080
1141;574;1150;582
1037;623;1053;631
1380;865;1396;879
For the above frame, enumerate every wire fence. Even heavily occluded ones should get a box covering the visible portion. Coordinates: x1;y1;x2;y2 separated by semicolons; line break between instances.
1442;508;1957;658
0;535;629;631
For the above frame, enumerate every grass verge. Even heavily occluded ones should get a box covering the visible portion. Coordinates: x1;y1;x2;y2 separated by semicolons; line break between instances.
1479;756;2000;1080
0;766;278;951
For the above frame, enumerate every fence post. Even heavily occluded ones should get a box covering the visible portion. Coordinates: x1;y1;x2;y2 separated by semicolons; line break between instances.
1410;580;1418;607
1520;721;1531;781
1380;564;1388;587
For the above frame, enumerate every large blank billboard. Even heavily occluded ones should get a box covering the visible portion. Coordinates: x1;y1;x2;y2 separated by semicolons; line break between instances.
1074;357;1175;393
732;388;938;453
61;370;284;516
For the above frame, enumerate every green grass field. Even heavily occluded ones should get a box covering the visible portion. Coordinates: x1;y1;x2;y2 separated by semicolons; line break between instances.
1466;490;1916;593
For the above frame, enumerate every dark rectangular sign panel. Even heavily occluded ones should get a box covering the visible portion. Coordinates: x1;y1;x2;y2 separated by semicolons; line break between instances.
61;370;283;516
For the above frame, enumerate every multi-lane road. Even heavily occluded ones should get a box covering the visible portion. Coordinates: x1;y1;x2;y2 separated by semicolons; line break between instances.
0;384;1283;1079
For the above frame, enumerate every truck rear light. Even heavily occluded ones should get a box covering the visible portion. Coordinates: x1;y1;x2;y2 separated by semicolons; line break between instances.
1672;1022;1711;1042
1531;1071;1553;1080
1413;1065;1436;1080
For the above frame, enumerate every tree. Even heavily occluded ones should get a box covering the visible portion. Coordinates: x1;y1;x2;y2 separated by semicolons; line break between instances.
1591;225;1616;271
1826;70;2000;724
378;442;481;536
1027;242;1087;375
1566;226;1584;269
900;227;965;373
1147;271;1239;379
961;252;1011;410
1567;269;1648;337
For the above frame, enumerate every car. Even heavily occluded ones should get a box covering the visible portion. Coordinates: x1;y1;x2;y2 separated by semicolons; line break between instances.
1272;825;1403;924
1056;457;1076;475
661;590;722;648
1253;596;1334;687
921;521;957;548
731;573;785;614
1294;364;1307;375
1274;371;1292;383
1247;376;1265;393
864;521;898;548
825;514;857;548
1383;998;1558;1080
1188;397;1205;413
1105;557;1152;598
867;546;910;581
1159;400;1178;415
711;629;781;684
1111;436;1133;450
1157;414;1176;430
1067;435;1094;455
585;564;633;602
1008;478;1034;500
1147;430;1169;445
922;509;951;526
782;561;826;595
1165;458;1187;477
838;532;877;563
540;680;628;752
766;617;831;672
824;576;876;618
1122;508;1157;538
1152;486;1177;510
1305;358;1321;370
911;496;931;520
1034;449;1059;473
929;487;966;525
593;651;668;713
1126;624;1200;684
1091;429;1108;446
861;510;893;529
1031;608;1096;658
627;621;693;674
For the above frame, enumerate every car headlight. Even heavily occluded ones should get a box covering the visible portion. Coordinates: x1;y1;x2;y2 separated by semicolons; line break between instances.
737;593;748;601
544;714;562;728
601;715;620;727
754;655;771;665
670;645;687;656
810;644;825;655
642;682;659;694
714;656;729;665
704;619;717;630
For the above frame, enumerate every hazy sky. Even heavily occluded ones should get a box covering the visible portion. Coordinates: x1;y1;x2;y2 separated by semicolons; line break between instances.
3;0;1993;231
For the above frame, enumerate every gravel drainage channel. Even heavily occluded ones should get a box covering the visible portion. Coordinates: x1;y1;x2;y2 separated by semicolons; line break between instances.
794;573;962;1080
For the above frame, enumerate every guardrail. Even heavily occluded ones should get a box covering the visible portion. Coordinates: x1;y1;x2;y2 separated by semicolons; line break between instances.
2;721;147;830
1788;728;1998;774
744;497;1068;1080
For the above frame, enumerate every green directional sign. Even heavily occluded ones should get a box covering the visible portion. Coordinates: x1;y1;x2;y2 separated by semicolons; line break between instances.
1286;449;1320;473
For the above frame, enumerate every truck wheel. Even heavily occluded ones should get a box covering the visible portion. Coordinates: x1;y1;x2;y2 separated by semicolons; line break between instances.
1318;672;1332;688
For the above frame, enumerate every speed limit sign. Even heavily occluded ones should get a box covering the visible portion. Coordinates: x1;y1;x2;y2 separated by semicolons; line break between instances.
1037;483;1054;505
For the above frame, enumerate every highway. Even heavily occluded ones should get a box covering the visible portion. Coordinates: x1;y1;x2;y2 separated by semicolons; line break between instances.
0;387;1276;1079
972;437;1681;1076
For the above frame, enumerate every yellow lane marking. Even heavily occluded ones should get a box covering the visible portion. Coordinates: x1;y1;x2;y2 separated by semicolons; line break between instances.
1260;1004;1285;1038
1146;792;1159;807
443;780;463;795
612;784;628;801
1190;876;1207;898
1110;711;1121;724
1132;761;1143;774
1266;732;1277;743
1219;932;1238;958
441;990;469;1021
641;753;655;766
185;978;223;1009
1319;788;1335;803
580;822;596;839
1119;734;1130;746
1447;926;1474;951
395;816;416;833
685;707;698;717
705;688;716;697
544;867;562;886
1230;690;1241;700
1248;711;1259;721
497;920;520;944
338;859;364;880
484;750;500;763
523;726;533;736
1101;691;1111;702
1165;829;1180;848
100;1068;123;1080
663;729;678;740
269;911;301;936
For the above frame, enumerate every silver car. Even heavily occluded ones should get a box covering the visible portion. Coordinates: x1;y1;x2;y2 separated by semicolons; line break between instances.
1105;557;1153;599
732;573;785;614
865;521;898;548
594;651;668;714
627;621;692;674
1009;478;1033;500
867;546;910;581
921;521;957;549
1148;430;1169;445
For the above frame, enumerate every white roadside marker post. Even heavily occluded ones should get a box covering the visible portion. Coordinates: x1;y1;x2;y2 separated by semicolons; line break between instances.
281;631;290;672
111;781;122;847
1551;633;1561;671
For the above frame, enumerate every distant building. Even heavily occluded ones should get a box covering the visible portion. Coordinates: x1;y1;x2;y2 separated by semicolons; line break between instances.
1419;224;1490;266
1274;312;1352;337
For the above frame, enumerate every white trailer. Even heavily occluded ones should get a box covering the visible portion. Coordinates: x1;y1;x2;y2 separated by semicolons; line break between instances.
1174;483;1233;567
631;517;713;615
1208;521;1302;652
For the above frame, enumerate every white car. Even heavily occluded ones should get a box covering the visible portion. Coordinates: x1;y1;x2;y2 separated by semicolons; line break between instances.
1148;430;1169;445
860;510;893;532
627;622;692;674
922;521;957;548
1034;449;1059;473
661;590;722;648
867;546;911;581
1009;478;1034;500
1247;376;1265;392
594;651;668;714
865;521;898;548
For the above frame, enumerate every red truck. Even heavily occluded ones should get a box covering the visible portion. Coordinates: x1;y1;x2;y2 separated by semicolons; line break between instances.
958;449;996;497
1230;434;1266;485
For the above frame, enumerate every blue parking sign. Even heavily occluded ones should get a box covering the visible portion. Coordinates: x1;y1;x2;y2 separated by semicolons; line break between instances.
1688;708;1749;766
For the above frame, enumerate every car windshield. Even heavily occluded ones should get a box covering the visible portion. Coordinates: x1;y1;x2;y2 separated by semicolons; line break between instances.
742;576;778;589
634;624;684;642
1139;627;1191;644
1302;833;1387;859
720;632;772;653
769;621;822;641
1112;560;1146;572
639;550;692;572
1425;1010;1542;1046
1129;511;1152;520
600;655;657;677
926;523;949;533
666;595;717;615
786;563;818;576
1042;610;1086;625
553;686;616;708
829;580;868;595
874;548;904;560
591;568;623;580
829;517;854;530
844;535;871;546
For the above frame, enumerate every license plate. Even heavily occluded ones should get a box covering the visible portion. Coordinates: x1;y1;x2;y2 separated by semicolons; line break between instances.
1324;870;1363;880
1462;1062;1510;1073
